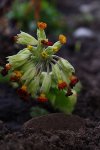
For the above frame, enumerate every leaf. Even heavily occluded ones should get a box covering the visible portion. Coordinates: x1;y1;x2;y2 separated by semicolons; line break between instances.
48;88;77;114
30;106;49;118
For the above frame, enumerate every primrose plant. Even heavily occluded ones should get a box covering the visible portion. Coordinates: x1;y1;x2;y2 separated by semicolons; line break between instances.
1;22;79;114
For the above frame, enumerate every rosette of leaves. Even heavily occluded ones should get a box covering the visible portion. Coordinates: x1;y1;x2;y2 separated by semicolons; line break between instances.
1;22;80;114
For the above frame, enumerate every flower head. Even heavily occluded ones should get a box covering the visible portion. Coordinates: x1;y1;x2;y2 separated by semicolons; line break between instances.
3;22;78;102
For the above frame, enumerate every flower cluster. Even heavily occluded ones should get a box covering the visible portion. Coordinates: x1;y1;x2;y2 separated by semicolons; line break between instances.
1;22;78;102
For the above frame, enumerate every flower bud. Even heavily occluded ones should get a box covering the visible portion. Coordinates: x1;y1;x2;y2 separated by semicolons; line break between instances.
58;80;67;90
21;67;36;83
40;73;51;94
66;88;73;96
5;64;11;70
37;93;48;102
59;34;67;44
58;58;75;75
28;77;40;97
37;22;47;30
69;75;79;88
52;64;61;80
16;31;38;45
17;85;29;101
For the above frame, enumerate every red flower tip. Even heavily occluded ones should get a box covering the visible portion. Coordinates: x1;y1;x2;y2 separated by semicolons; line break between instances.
10;76;18;82
17;85;29;101
66;88;73;97
37;93;48;102
58;80;67;90
69;75;79;88
0;64;11;76
47;41;53;46
41;40;53;46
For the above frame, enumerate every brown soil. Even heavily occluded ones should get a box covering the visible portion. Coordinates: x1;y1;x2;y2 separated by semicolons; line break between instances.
0;114;99;150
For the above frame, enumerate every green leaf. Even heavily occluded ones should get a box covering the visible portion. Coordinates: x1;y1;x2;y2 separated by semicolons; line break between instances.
48;88;77;114
30;106;49;118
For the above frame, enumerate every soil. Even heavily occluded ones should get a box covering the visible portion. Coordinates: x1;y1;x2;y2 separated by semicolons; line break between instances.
0;114;100;150
0;0;100;149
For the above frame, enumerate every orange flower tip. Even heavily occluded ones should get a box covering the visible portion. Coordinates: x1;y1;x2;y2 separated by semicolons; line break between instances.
37;93;48;102
21;85;27;92
1;68;8;76
69;75;79;88
5;64;11;70
37;22;47;30
17;88;29;101
17;85;30;100
14;71;22;78
59;34;67;44
66;88;73;97
58;80;67;90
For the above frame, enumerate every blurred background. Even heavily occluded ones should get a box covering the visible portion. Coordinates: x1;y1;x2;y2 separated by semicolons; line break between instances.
0;0;100;130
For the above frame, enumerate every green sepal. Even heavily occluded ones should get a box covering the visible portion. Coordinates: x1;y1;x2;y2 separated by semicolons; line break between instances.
40;72;51;94
58;58;75;75
17;31;38;45
37;29;46;40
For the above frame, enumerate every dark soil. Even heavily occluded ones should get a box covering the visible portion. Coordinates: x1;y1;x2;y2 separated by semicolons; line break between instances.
0;0;100;149
0;114;100;150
